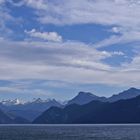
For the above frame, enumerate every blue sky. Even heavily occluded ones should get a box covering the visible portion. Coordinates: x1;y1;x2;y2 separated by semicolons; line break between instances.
0;0;140;101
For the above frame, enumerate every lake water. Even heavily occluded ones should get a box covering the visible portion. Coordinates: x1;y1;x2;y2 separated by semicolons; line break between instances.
0;124;140;140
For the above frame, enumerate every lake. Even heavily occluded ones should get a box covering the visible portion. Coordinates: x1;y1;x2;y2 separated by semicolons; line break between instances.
0;124;139;140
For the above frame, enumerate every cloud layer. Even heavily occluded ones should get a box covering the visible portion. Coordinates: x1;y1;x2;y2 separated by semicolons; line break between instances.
6;0;140;47
0;0;139;90
0;38;139;87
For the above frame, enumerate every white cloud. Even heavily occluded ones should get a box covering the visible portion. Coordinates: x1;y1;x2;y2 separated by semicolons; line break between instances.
0;39;139;87
0;0;139;88
111;27;121;33
0;0;20;38
21;0;140;28
25;29;62;42
18;0;140;48
0;0;4;4
94;30;140;48
2;0;140;48
0;39;112;71
112;51;125;56
24;0;47;10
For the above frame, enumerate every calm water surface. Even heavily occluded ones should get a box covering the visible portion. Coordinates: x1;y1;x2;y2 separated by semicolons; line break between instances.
0;124;140;140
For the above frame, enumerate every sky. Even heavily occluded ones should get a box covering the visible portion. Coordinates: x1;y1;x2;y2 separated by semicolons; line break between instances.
0;0;140;101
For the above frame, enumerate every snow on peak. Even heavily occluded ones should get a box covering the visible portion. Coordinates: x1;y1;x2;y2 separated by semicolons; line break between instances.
1;98;22;106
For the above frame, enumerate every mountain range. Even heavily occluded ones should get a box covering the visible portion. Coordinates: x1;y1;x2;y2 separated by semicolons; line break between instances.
67;87;140;105
67;91;107;105
0;98;62;121
34;94;140;124
0;87;140;123
0;108;29;124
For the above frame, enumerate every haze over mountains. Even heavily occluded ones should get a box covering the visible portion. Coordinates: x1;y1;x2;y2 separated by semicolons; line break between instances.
0;87;139;124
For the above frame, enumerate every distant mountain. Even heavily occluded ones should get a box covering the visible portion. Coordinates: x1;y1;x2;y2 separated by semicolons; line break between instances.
1;99;22;106
33;95;140;124
24;98;62;111
0;87;140;124
67;91;107;105
108;88;140;102
13;116;30;124
0;108;29;124
0;98;62;121
67;88;140;105
0;109;14;124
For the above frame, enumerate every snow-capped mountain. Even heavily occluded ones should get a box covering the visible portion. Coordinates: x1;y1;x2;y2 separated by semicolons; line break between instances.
31;98;55;103
32;98;43;103
0;88;140;122
1;99;22;106
0;98;62;121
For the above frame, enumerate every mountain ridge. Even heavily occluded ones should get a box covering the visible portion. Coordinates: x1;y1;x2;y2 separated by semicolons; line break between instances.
33;95;140;124
0;87;140;123
108;87;140;102
67;91;107;105
0;98;62;121
67;87;140;105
